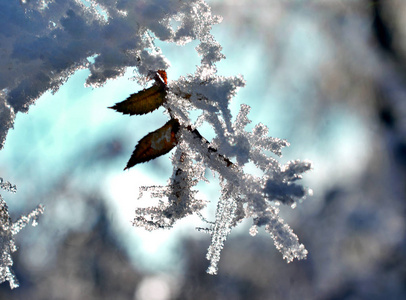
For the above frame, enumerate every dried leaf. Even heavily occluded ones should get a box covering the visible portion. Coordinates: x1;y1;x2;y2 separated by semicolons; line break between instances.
125;118;180;170
109;84;167;115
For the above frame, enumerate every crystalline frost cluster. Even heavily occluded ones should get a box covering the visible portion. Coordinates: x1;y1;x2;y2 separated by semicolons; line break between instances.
0;0;311;277
134;67;311;274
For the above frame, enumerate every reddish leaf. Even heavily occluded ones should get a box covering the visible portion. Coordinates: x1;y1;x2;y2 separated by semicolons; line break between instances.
124;118;180;170
156;70;167;85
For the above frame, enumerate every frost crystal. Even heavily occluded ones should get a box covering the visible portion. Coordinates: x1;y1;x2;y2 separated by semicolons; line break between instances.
1;0;311;278
119;0;312;275
0;178;44;289
0;0;224;150
135;66;311;274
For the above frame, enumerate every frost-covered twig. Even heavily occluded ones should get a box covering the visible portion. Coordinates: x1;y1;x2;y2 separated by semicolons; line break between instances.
0;178;44;289
125;68;311;274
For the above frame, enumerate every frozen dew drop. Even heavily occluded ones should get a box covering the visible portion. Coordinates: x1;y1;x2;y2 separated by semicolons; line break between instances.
249;225;258;236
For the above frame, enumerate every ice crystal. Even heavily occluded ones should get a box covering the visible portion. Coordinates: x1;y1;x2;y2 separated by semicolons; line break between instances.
121;1;311;274
0;178;44;289
1;0;312;278
0;0;224;149
135;66;311;274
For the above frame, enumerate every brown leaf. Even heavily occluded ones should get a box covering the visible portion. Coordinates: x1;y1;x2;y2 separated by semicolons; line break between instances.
109;84;167;115
124;118;180;170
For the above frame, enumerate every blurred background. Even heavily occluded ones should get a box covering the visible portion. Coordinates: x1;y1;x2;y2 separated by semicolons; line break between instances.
0;0;406;299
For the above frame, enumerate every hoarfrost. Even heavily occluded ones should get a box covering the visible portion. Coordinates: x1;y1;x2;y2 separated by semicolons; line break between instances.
1;0;312;277
0;178;44;289
136;68;312;273
0;0;223;148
